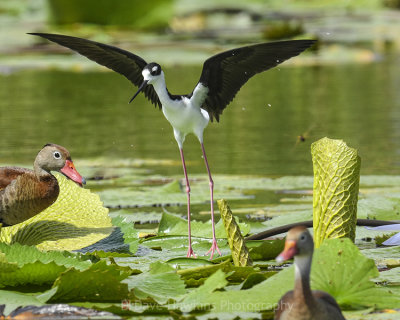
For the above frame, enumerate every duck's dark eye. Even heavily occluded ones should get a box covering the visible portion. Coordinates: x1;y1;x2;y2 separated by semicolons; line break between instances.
300;234;306;241
53;151;61;159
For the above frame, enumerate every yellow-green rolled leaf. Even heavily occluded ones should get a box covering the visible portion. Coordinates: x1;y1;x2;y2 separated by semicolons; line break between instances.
312;137;361;247
0;173;112;251
217;199;252;266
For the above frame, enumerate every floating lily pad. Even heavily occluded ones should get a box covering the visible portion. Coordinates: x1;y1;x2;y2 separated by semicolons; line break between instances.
0;290;47;317
123;262;186;304
373;267;400;286
48;260;131;302
312;238;400;309
0;243;91;288
158;212;250;239
96;178;247;208
361;246;400;268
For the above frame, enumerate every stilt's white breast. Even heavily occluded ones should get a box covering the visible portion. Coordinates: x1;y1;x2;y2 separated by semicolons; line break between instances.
154;80;210;139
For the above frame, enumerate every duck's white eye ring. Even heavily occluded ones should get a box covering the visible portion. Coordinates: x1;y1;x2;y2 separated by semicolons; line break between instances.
53;151;61;159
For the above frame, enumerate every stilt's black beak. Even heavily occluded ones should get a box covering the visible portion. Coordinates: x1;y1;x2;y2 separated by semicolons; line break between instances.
129;80;148;103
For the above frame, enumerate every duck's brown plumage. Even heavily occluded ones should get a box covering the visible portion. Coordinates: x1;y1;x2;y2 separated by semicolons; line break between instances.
0;144;84;226
274;226;345;320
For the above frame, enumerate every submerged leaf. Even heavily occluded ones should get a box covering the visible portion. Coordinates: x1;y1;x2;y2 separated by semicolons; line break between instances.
218;199;252;266
312;138;360;247
0;174;113;251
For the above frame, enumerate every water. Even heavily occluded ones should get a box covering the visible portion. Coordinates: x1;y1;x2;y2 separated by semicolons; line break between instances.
0;57;400;177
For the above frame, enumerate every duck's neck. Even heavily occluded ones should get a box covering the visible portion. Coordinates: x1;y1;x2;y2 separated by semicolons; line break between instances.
33;161;52;181
294;253;315;304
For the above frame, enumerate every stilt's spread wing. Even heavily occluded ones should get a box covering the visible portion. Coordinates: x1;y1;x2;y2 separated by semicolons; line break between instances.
29;33;161;108
197;40;315;121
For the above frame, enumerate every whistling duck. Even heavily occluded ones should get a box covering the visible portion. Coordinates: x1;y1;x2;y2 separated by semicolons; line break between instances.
275;226;345;320
0;144;85;226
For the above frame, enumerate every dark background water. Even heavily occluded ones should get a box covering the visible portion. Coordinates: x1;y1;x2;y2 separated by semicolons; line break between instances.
1;56;400;177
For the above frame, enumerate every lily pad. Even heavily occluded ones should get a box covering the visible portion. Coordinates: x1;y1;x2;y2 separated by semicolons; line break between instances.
246;239;285;261
0;243;91;287
361;246;400;268
372;267;400;286
0;290;47;317
123;262;186;304
111;216;139;254
48;260;131;302
177;260;257;287
96;178;247;208
158;212;250;239
171;269;228;312
312;238;400;309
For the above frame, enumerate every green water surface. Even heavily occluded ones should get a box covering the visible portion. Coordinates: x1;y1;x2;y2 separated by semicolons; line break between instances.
0;57;399;177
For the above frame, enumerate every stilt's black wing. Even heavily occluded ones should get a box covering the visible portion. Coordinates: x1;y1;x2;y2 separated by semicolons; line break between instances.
29;33;161;108
197;40;316;121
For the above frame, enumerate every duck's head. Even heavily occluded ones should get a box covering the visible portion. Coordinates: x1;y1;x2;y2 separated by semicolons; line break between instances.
276;226;314;263
36;144;86;187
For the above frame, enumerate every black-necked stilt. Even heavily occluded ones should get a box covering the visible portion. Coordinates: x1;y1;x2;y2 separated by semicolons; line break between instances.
29;33;315;258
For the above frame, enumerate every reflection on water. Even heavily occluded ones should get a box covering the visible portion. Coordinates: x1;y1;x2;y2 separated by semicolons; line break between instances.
0;58;399;176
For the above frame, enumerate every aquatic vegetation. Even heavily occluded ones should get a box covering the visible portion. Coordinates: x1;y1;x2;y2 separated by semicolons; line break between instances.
312;138;361;247
218;199;252;266
0;161;399;319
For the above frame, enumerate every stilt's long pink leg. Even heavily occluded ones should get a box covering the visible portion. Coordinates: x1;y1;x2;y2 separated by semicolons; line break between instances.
179;148;196;258
201;143;221;259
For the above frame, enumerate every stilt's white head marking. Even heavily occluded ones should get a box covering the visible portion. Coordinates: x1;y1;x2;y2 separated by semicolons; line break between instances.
142;62;163;84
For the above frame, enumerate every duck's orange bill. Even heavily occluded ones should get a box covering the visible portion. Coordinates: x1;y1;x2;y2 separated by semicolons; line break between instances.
276;240;298;263
61;160;86;187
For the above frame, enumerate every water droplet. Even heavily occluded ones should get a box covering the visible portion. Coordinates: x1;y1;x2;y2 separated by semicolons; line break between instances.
276;59;280;62
242;107;246;111
267;104;272;107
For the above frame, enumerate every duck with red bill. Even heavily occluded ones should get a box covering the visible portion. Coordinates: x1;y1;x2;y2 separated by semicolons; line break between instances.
0;144;86;226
